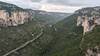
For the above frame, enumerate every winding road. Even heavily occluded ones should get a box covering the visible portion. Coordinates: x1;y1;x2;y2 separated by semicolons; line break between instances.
3;27;44;56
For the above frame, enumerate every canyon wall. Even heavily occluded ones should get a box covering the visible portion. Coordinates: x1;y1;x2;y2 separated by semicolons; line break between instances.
0;10;33;27
77;16;100;35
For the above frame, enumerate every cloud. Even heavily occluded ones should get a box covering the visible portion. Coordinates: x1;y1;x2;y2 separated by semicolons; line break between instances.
68;0;100;6
39;4;82;13
0;0;99;13
47;0;69;5
32;0;42;2
0;0;41;9
47;0;100;7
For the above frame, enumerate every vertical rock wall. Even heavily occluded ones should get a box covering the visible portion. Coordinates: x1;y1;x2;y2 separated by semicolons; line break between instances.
0;10;33;27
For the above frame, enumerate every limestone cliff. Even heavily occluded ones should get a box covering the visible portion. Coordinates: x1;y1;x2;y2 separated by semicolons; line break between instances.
0;1;33;27
85;46;100;56
76;6;100;35
0;10;33;26
77;15;100;35
75;6;100;56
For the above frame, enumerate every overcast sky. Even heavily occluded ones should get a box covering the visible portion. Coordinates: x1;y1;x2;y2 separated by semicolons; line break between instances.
0;0;99;13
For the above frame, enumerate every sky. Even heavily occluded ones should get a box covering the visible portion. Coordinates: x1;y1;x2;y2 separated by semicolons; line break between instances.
0;0;100;13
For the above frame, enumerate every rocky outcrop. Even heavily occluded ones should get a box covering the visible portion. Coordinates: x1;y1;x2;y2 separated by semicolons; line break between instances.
75;6;100;34
0;1;34;27
77;15;100;35
85;46;100;56
0;10;33;27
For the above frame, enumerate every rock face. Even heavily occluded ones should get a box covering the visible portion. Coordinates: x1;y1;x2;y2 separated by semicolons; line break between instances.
76;6;100;35
0;1;33;27
0;10;33;27
75;6;100;56
85;46;100;56
77;15;100;35
77;16;100;34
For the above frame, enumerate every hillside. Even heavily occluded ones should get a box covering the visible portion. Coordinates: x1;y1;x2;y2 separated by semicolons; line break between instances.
49;6;100;56
0;13;81;56
33;10;71;25
43;14;83;56
27;6;100;56
75;6;100;16
0;1;23;11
